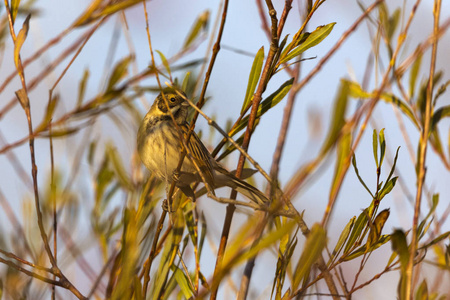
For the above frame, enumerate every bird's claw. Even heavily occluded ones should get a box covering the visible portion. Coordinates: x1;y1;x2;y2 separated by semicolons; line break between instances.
171;171;180;183
162;199;175;213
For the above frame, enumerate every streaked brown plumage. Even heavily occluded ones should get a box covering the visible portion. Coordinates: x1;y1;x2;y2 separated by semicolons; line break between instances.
137;88;269;206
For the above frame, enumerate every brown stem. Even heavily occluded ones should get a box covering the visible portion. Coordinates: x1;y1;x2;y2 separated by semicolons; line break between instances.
405;0;441;298
3;3;86;299
211;0;279;296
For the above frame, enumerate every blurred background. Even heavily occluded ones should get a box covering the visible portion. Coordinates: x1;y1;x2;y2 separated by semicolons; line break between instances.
0;0;449;298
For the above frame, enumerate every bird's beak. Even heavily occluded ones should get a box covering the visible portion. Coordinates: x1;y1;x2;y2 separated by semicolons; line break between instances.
181;100;190;107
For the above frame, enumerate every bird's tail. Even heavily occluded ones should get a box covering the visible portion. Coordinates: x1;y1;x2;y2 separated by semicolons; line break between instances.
214;166;269;206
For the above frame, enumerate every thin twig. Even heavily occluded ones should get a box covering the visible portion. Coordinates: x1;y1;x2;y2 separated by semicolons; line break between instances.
50;119;57;300
3;3;86;299
405;0;441;298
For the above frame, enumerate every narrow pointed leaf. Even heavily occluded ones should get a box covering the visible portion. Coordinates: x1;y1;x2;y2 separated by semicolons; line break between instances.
184;202;198;246
280;23;335;64
320;80;349;155
242;46;264;113
107;56;133;92
14;14;31;73
387;8;401;41
344;234;390;261
378;177;397;201
433;80;450;105
230;78;293;138
344;209;368;254
379;128;386;167
107;144;133;191
181;72;191;92
172;265;194;298
415;280;428;300
373;129;379;168
235;220;297;265
431;105;450;130
419;231;450;250
380;93;419;128
352;155;374;197
156;50;171;78
391;229;409;271
330;131;352;199
183;10;209;49
11;0;21;24
348;81;419;129
385;146;400;184
409;51;422;98
367;209;390;249
292;224;326;290
77;68;90;108
332;216;355;258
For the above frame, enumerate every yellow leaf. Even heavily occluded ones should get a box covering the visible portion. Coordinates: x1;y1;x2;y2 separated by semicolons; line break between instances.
14;14;31;74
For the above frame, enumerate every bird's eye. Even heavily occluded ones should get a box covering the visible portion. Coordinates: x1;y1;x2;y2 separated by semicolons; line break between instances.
169;97;176;103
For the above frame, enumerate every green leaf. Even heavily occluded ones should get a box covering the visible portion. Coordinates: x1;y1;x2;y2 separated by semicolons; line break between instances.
10;0;21;24
380;93;419;128
36;94;60;132
348;80;372;99
106;55;133;92
242;46;264;113
292;224;326;290
77;68;90;108
384;146;400;185
72;0;102;27
367;209;390;249
229;78;294;138
409;50;422;99
151;245;174;300
433;79;450;105
419;231;450;250
348;80;419;129
280;23;335;64
280;32;309;61
391;229;409;271
75;0;142;27
379;128;386;167
320;80;349;155
273;34;289;70
14;14;31;73
373;129;379;168
112;209;140;300
344;234;390;261
330;131;352;199
332;216;355;259
417;195;439;241
352;155;374;198
156;50;171;78
417;72;443;120
431;105;450;130
344;209;368;254
183;10;209;49
181;72;191;92
415;279;428;300
184;201;197;246
387;8;401;41
236;220;297;265
378;177;397;201
172;265;194;298
106;143;133;191
198;212;207;258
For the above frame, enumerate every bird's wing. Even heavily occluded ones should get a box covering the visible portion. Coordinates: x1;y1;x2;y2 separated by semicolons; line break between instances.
181;123;215;186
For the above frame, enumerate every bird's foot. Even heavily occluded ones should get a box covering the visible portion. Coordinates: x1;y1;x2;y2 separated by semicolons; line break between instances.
162;199;176;213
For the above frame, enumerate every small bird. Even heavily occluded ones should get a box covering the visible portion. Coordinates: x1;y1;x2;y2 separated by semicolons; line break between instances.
137;88;269;208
